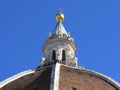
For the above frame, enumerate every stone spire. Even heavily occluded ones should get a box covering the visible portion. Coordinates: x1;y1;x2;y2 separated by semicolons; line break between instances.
52;9;68;37
41;9;77;67
53;22;68;36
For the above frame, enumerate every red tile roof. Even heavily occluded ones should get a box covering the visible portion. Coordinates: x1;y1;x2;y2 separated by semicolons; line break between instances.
59;65;119;90
0;64;120;90
0;67;52;90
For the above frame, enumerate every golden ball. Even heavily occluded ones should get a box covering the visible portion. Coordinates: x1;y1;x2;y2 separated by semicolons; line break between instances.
56;13;64;22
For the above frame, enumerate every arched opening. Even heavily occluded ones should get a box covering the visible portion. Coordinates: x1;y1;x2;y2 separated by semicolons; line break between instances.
52;50;56;61
62;50;66;62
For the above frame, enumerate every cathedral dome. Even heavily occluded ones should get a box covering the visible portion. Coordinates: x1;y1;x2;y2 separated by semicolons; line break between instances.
0;10;120;90
0;64;120;90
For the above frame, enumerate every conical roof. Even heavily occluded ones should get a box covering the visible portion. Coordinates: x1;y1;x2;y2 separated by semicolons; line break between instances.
53;22;68;36
52;9;68;37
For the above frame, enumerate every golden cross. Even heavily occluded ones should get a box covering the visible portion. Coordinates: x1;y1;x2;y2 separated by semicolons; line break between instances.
58;8;63;13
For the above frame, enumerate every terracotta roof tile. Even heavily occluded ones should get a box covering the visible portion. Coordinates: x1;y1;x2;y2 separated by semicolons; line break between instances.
59;65;119;90
0;67;52;90
1;64;120;90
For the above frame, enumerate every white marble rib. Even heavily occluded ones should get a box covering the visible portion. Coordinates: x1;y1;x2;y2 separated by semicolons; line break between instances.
60;64;120;88
50;63;60;90
0;70;35;88
53;63;60;90
85;69;120;88
50;64;55;90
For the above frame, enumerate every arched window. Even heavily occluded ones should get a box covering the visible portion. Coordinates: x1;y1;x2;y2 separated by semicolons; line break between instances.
52;50;56;60
62;50;66;62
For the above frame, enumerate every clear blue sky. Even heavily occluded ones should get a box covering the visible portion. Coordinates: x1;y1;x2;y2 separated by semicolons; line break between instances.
0;0;120;83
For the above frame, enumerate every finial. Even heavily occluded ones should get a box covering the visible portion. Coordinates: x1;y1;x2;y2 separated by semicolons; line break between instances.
56;8;64;22
57;8;63;14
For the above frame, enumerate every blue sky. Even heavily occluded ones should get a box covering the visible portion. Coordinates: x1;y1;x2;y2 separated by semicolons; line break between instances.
0;0;120;83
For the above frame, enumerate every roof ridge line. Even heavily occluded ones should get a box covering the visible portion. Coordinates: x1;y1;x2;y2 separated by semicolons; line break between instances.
0;70;35;88
50;63;60;90
60;64;120;89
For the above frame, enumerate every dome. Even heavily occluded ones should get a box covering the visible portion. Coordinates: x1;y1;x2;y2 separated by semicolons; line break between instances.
1;10;120;90
0;63;120;90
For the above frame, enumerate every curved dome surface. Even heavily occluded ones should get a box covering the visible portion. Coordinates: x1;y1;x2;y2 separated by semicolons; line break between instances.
59;65;120;90
0;64;120;90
